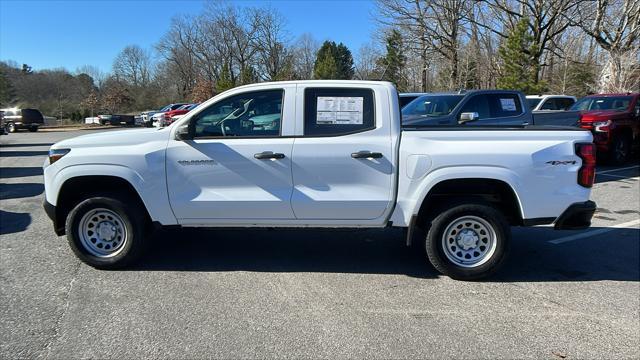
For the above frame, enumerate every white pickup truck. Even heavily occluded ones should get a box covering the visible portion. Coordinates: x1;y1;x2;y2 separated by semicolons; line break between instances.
43;81;597;280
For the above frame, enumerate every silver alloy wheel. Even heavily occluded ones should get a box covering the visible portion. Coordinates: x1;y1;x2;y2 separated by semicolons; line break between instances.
7;123;15;133
78;208;127;257
441;215;497;268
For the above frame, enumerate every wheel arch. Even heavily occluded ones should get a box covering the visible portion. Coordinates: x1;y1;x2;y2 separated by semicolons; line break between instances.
404;175;524;246
54;175;151;235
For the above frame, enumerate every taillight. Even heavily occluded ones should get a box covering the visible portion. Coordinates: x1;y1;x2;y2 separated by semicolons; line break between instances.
575;143;596;187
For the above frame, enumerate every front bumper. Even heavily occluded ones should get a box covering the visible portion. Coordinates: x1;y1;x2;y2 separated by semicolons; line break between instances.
43;199;65;236
554;200;597;230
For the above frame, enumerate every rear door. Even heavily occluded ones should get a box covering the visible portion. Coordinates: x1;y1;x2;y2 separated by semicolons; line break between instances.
290;86;396;224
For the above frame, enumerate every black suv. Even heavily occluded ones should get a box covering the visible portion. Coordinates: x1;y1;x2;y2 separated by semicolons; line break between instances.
1;108;45;132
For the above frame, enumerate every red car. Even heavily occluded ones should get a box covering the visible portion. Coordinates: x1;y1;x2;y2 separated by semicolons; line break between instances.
164;103;199;125
572;93;640;164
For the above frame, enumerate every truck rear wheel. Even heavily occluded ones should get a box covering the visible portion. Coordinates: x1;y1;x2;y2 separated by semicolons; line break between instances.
424;203;510;280
65;194;148;269
28;126;38;132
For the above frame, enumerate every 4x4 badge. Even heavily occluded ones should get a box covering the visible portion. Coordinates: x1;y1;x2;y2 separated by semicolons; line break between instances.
546;160;577;165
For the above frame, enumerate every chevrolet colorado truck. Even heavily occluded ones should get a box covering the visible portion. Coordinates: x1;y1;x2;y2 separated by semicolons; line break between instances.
43;81;597;280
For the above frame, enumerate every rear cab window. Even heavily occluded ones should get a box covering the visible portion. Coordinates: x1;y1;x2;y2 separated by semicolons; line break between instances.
303;88;375;136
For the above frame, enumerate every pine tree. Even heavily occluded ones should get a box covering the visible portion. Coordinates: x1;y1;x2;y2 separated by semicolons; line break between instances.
335;43;354;79
497;19;545;94
216;64;234;92
377;29;406;90
313;41;354;80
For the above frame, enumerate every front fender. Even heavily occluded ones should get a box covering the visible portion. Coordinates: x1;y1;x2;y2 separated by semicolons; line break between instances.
44;163;177;225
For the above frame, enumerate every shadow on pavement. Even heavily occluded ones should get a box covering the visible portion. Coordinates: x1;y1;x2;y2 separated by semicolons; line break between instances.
134;226;639;282
0;150;49;157
0;210;31;235
0;167;43;179
136;228;437;279
0;183;44;200
0;143;54;148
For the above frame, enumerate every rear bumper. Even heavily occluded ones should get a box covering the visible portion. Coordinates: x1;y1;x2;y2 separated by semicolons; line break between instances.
554;200;597;230
43;199;65;236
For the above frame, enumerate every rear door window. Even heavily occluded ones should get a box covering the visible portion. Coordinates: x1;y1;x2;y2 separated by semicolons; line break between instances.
458;93;522;124
488;94;522;117
304;88;375;136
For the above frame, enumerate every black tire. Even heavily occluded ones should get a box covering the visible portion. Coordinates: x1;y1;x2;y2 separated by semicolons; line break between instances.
607;135;630;165
424;203;510;280
28;127;38;132
6;122;16;133
65;193;149;269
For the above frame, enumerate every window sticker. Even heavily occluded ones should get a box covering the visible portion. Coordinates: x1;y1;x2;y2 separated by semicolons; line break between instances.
500;98;517;111
316;96;364;124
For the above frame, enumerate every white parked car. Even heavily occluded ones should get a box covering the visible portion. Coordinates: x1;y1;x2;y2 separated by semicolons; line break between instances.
527;95;577;112
43;81;596;280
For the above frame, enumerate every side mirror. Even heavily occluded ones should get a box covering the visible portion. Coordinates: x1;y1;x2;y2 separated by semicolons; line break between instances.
175;124;192;141
459;112;479;124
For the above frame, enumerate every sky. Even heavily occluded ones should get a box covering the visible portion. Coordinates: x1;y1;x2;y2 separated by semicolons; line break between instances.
0;0;377;74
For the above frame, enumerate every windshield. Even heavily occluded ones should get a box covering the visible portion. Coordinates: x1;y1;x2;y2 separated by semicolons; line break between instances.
527;98;542;109
187;103;199;110
159;105;172;112
402;95;464;117
570;96;632;111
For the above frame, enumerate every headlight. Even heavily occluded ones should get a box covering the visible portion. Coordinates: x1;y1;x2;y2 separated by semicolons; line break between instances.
592;120;612;132
49;148;70;164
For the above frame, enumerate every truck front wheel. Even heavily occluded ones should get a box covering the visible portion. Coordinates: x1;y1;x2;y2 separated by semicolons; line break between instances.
424;203;510;280
608;135;630;165
65;194;149;269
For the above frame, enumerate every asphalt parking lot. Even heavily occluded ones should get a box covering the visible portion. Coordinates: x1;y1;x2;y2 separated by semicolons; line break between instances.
1;129;638;359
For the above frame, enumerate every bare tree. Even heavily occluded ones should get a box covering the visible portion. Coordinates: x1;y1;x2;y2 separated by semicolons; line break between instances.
354;43;383;80
472;0;580;84
570;0;640;91
112;45;152;87
293;33;320;79
248;6;293;81
376;0;473;91
75;65;106;88
156;16;200;98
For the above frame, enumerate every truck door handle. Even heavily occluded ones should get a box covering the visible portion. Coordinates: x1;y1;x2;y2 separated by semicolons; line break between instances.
351;151;383;159
254;151;285;160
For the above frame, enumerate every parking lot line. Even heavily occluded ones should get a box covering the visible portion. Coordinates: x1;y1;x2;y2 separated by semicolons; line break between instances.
548;219;640;245
597;165;640;174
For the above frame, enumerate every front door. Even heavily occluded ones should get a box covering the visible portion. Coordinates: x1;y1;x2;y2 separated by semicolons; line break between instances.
166;88;296;223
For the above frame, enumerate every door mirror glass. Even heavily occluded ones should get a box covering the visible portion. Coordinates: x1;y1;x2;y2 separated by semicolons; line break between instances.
175;124;191;141
459;112;479;124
